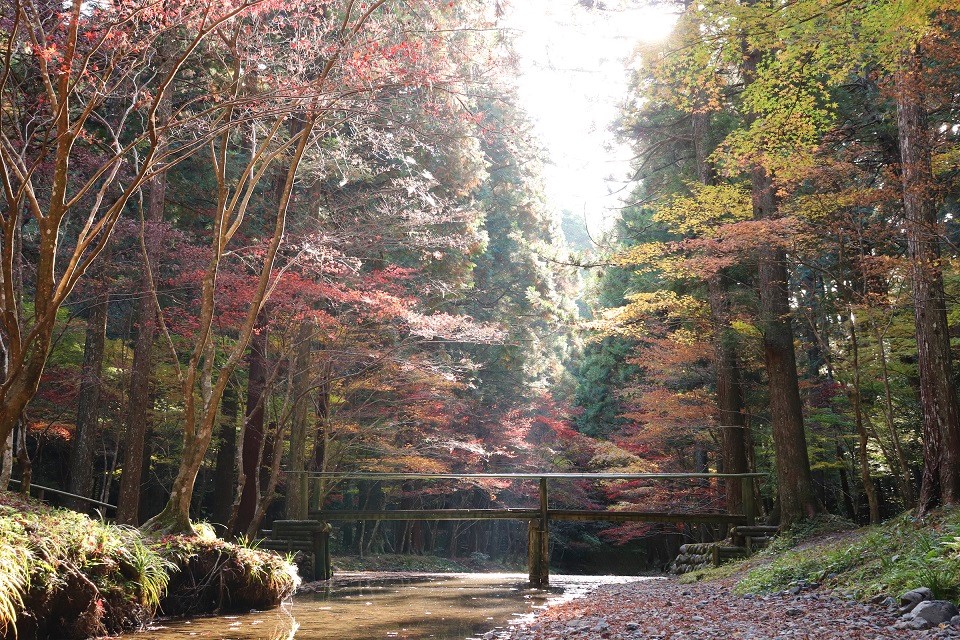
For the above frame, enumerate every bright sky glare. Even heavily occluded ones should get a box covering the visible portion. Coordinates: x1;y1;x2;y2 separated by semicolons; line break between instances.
502;1;678;237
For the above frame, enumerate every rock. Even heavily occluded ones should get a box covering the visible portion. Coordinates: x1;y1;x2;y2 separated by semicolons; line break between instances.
625;622;640;631
908;618;932;630
870;594;888;605
788;586;802;596
591;620;610;633
785;608;803;617
899;587;934;614
911;600;959;625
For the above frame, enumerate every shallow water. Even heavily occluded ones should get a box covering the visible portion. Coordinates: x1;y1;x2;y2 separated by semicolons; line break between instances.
132;572;648;640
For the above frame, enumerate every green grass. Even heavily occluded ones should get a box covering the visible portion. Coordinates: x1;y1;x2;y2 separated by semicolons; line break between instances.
0;492;299;635
684;510;960;601
0;492;174;637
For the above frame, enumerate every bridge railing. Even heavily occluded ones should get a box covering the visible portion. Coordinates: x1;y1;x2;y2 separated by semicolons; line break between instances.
7;479;117;513
283;470;766;586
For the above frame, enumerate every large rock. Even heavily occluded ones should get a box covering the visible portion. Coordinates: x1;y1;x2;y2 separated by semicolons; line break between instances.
911;600;959;625
899;587;934;614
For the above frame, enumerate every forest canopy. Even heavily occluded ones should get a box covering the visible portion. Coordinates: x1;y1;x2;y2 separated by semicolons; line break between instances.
1;0;960;565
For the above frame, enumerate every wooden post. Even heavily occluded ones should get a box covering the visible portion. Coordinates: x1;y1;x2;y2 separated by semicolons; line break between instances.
528;477;549;588
312;522;332;580
740;476;757;522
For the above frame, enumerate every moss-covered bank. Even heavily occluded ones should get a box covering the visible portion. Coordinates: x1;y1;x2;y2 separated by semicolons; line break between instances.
0;493;299;640
682;509;960;601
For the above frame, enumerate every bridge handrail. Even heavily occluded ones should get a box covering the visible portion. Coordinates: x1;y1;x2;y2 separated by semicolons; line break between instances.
7;479;117;511
284;471;766;480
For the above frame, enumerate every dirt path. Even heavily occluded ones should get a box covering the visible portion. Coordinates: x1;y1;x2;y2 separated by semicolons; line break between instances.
491;577;960;639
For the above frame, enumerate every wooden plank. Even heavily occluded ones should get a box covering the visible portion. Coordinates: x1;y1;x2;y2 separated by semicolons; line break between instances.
545;510;752;524
292;471;767;481
310;509;540;521
308;509;751;524
274;520;330;532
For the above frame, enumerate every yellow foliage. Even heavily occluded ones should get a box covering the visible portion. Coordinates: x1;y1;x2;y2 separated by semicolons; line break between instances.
588;441;658;473
653;182;752;235
730;319;762;339
611;242;671;269
590;291;707;341
621;291;708;320
933;144;960;177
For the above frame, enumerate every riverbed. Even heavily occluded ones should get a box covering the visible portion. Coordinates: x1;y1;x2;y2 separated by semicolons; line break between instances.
132;573;648;640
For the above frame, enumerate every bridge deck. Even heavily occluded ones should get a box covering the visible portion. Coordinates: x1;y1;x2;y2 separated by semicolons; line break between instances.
309;508;752;524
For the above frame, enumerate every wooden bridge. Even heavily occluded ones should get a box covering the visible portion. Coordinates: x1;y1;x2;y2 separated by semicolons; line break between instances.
272;471;765;587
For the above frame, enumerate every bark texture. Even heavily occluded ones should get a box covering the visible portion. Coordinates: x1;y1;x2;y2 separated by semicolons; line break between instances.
116;156;166;525
752;166;820;526
896;49;960;511
233;312;269;536
692;109;750;513
212;383;239;531
67;275;109;509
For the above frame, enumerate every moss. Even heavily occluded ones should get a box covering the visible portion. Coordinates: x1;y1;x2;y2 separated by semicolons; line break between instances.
677;560;744;584
153;530;300;616
0;492;299;640
690;510;960;601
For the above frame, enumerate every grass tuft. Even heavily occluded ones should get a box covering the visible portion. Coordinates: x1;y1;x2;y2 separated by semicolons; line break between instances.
721;509;960;600
0;491;296;636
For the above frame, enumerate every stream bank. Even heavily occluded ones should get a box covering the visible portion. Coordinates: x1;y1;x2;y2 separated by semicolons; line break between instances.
500;512;960;639
0;492;298;640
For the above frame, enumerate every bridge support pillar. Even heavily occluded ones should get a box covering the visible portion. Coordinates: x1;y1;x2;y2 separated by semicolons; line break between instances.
528;477;549;587
314;522;332;581
741;476;757;522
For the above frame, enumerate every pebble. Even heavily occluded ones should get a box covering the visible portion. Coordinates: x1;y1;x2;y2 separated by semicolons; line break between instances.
495;578;942;640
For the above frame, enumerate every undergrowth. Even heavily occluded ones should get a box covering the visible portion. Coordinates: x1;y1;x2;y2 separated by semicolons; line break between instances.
0;492;171;637
685;509;960;602
0;492;299;639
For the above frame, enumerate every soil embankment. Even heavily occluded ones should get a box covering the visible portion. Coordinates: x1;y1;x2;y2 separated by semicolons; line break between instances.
0;492;298;640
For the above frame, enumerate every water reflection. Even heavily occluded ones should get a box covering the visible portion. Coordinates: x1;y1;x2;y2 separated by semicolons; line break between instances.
132;573;647;640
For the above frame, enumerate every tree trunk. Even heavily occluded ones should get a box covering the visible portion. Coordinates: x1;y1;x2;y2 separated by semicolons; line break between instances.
116;149;166;525
693;109;750;513
212;383;239;531
142;427;210;534
287;323;313;519
233;310;269;536
896;48;960;512
247;420;286;538
874;320;915;507
67;274;109;510
753;165;820;527
138;423;155;522
848;309;879;523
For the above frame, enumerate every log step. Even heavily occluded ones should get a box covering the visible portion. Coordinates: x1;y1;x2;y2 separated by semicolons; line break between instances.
731;525;779;535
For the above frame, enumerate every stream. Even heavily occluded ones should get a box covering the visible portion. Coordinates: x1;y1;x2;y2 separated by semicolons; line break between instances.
131;573;649;640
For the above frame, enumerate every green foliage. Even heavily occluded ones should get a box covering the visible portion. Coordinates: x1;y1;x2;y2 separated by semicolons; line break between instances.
0;493;172;632
732;510;960;600
154;533;299;595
